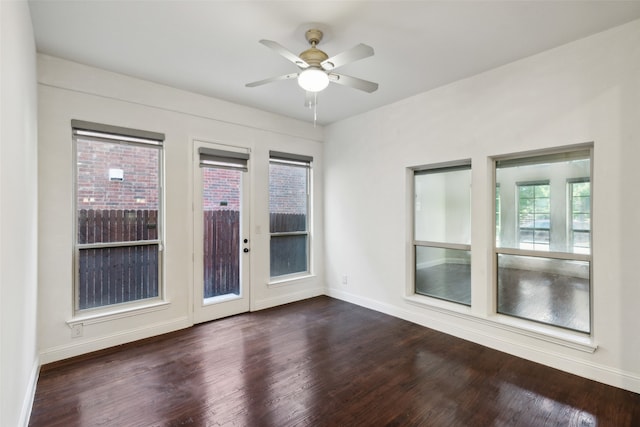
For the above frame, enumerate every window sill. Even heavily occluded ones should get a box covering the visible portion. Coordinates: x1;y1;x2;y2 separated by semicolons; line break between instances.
404;294;597;353
268;273;316;287
405;294;473;316
67;300;170;327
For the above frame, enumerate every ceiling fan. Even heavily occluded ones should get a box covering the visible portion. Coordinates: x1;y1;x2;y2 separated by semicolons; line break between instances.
245;29;378;109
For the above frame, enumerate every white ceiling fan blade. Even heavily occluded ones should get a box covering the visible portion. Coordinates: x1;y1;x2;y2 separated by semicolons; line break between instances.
321;44;374;70
259;39;309;68
305;91;317;108
328;73;379;93
245;73;298;88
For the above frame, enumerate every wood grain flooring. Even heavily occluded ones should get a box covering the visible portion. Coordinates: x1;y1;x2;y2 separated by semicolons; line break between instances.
29;296;640;426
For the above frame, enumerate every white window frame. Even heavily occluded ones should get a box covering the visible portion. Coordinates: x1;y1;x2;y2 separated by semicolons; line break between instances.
72;120;164;314
412;160;472;306
268;151;313;281
494;146;593;334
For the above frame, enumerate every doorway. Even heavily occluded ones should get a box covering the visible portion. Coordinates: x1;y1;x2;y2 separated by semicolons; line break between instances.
193;141;250;323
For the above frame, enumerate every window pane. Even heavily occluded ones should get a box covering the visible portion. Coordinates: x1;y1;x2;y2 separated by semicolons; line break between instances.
497;155;589;252
77;209;159;245
495;186;501;238
570;180;591;253
497;254;590;333
519;229;534;243
77;138;159;244
270;235;308;277
414;167;471;244
573;231;590;245
534;185;549;198
572;182;590;196
573;196;590;214
415;246;471;305
202;167;241;298
534;197;550;212
519;185;533;198
572;214;590;231
78;245;159;310
519;198;533;212
573;231;591;254
269;162;308;233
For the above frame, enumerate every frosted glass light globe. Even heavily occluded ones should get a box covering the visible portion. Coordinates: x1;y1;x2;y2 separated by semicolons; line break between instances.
298;68;329;92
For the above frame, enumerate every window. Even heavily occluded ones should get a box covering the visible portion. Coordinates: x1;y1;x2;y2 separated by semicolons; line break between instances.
569;179;590;254
269;151;312;278
199;147;249;299
495;184;501;245
517;182;550;250
495;148;591;333
73;120;164;311
413;162;471;305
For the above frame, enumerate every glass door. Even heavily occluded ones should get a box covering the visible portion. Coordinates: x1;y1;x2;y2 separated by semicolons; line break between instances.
193;141;250;323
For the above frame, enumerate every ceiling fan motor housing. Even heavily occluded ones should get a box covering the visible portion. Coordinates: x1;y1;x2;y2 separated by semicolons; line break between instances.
300;29;329;68
299;48;328;68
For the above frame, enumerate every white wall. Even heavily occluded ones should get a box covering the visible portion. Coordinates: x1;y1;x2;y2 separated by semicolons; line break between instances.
37;54;324;364
0;1;39;426
325;19;640;393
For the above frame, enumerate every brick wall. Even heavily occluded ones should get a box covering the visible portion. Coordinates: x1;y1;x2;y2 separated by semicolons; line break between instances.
77;139;308;215
77;138;159;210
203;167;240;210
269;163;307;214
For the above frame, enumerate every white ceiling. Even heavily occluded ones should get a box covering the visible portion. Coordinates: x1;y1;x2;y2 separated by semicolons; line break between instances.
28;1;640;125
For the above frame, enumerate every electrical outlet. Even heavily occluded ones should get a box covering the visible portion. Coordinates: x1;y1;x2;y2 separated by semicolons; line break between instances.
341;275;348;285
71;323;83;338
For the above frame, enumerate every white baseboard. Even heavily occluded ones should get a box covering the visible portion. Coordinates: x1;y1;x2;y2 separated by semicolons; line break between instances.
39;316;191;365
325;287;640;394
19;357;40;427
251;287;325;311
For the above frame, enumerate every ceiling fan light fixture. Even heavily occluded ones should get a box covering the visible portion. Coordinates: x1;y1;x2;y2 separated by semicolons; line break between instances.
297;68;329;92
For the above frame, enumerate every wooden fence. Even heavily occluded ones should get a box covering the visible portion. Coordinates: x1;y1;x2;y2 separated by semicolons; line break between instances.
77;209;158;244
77;209;307;308
77;209;159;309
203;210;240;298
78;245;159;310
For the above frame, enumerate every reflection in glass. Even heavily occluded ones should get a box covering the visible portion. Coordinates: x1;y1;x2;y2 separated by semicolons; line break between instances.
497;254;590;333
415;246;471;305
570;180;591;254
414;167;471;245
496;155;590;254
270;235;308;277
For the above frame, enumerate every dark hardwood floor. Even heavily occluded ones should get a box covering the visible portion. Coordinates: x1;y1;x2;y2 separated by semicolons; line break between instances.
30;296;639;426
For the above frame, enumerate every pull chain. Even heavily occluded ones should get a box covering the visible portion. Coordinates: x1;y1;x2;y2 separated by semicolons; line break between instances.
313;92;318;127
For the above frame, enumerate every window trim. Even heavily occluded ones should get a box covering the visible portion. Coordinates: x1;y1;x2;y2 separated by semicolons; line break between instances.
72;121;165;314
